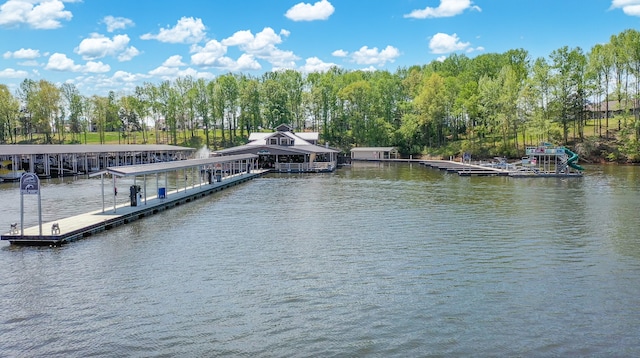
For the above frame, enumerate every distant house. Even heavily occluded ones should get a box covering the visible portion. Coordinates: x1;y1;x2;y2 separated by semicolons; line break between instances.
350;147;399;161
213;124;339;172
586;100;640;119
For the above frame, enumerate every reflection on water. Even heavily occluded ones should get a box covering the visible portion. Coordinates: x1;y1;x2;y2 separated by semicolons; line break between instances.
1;162;640;356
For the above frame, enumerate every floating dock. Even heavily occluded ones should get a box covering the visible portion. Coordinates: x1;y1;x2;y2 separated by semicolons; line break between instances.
420;160;510;176
421;143;584;178
2;154;264;245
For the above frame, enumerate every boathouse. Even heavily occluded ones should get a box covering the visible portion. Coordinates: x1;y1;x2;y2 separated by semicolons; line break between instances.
350;147;399;161
0;144;194;178
213;124;339;172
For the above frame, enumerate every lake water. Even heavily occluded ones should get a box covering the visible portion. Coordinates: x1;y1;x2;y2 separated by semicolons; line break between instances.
1;162;639;357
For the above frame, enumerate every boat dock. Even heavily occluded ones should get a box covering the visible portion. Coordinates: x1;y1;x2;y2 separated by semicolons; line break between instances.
2;154;264;245
420;160;510;176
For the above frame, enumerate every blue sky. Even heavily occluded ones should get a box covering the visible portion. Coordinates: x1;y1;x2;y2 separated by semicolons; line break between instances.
0;0;638;96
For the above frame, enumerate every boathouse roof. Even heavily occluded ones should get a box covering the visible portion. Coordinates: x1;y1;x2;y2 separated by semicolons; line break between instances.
0;144;194;156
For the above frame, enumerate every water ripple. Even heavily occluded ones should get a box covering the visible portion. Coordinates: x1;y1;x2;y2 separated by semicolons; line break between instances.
1;164;640;356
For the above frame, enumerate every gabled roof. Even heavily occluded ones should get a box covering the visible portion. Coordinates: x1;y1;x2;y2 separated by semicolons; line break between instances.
248;130;319;144
275;124;293;132
247;131;314;146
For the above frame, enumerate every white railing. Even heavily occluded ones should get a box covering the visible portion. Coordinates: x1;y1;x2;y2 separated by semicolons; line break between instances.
275;163;305;172
311;162;334;171
274;161;336;172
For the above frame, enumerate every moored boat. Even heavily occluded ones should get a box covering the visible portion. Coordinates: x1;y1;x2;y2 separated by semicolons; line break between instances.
0;160;26;181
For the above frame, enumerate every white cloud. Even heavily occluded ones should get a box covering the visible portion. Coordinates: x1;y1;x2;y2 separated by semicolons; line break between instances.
18;60;40;66
221;27;299;68
223;27;283;55
0;0;73;29
285;0;334;21
73;73;140;94
190;39;228;66
0;67;29;78
332;49;348;57
74;33;129;60
140;16;206;44
211;54;262;72
429;33;470;54
84;61;110;73
299;57;337;73
111;70;145;83
235;53;262;71
190;38;262;72
45;53;81;71
351;45;400;66
75;33;139;61
163;55;186;67
117;46;140;62
404;0;481;19
149;65;180;77
611;0;640;16
45;53;110;73
148;65;215;81
3;47;40;59
82;70;148;89
103;15;134;32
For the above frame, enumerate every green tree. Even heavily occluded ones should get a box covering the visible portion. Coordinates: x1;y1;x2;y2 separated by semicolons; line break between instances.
61;83;84;142
118;95;143;144
549;46;586;144
90;95;108;144
0;84;19;143
238;74;262;137
32;80;61;143
338;78;372;146
193;78;212;148
17;79;37;141
414;72;447;147
261;72;289;130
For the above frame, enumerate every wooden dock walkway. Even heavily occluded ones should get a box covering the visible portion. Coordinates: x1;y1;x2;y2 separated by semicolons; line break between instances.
1;170;268;245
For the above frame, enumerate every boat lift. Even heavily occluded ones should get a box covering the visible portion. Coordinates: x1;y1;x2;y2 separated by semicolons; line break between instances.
517;143;584;176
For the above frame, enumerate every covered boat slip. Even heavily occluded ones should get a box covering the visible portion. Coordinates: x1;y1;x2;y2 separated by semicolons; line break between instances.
0;144;194;178
2;154;262;245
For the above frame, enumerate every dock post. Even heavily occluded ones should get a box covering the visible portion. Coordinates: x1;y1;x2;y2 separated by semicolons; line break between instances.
113;175;117;213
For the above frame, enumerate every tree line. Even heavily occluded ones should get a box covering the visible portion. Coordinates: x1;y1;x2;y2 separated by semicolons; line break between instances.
1;29;640;159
